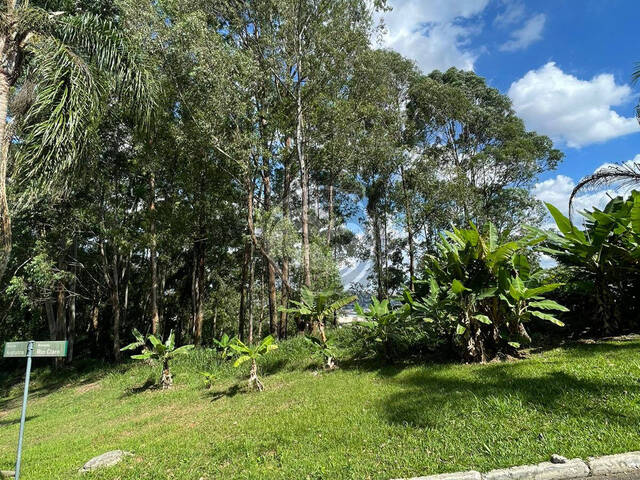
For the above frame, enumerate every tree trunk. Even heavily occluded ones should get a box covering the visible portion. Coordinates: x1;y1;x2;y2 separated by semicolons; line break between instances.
262;162;278;337
67;239;77;363
372;210;385;300
239;239;250;342
249;358;264;391
327;180;334;247
296;39;312;289
91;303;100;347
279;150;292;339
192;238;205;346
400;166;414;290
248;242;255;345
111;253;121;362
161;358;172;389
149;173;160;335
45;301;56;340
0;74;11;281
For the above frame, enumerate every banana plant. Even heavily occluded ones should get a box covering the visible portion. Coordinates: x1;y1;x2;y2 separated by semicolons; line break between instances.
304;335;340;370
404;221;564;362
212;333;236;360
280;288;355;367
281;288;356;340
230;335;278;391
121;329;194;389
354;297;410;360
527;196;640;333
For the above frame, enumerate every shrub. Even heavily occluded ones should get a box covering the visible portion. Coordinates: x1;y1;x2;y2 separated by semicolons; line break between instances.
404;222;566;362
529;194;640;335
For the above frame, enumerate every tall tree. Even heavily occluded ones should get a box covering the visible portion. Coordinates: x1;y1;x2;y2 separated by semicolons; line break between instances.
0;0;152;281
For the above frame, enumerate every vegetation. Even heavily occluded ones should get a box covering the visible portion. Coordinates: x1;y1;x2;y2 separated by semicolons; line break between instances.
230;335;278;391
533;195;640;335
0;0;571;368
280;288;355;368
121;329;194;389
1;335;640;479
404;223;565;362
355;297;411;361
1;1;640;476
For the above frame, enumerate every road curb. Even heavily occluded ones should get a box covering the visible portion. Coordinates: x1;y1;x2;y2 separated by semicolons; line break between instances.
587;452;640;477
393;452;640;480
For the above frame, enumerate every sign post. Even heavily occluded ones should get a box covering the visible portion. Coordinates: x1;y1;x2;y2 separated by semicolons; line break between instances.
3;340;68;480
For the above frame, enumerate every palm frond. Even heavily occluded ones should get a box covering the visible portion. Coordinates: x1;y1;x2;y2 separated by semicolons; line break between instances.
52;12;156;124
16;33;103;188
569;162;640;217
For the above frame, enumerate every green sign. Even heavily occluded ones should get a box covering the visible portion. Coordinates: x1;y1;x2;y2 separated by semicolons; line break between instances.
3;341;68;358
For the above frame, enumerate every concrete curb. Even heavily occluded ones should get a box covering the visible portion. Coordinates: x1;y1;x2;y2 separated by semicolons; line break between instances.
393;452;640;480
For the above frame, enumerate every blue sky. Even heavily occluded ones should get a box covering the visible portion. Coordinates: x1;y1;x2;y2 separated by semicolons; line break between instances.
377;0;640;215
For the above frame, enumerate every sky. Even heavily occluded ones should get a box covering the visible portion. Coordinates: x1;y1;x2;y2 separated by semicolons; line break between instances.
376;0;640;217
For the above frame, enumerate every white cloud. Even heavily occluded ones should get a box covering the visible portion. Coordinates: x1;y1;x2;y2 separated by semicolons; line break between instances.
509;62;640;148
499;13;546;52
532;154;640;224
532;174;614;219
494;0;526;27
376;0;489;73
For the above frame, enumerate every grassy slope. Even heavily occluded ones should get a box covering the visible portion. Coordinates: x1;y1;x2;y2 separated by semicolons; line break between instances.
1;337;640;480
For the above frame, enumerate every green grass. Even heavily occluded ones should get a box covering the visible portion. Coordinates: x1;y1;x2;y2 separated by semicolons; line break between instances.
1;336;640;479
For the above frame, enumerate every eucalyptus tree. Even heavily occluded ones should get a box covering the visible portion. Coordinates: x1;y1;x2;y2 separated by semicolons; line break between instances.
345;49;418;298
407;68;562;234
0;0;153;282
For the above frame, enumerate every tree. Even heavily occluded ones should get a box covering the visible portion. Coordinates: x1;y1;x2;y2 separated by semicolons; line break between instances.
121;329;194;389
0;1;152;281
407;68;562;234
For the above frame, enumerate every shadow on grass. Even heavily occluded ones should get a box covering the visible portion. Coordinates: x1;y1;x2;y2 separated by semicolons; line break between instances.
0;361;122;413
376;342;640;432
0;415;38;427
120;377;159;398
207;383;244;401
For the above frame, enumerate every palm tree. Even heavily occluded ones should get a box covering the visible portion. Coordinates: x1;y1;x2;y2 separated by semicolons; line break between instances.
568;62;640;213
0;1;153;280
569;162;640;215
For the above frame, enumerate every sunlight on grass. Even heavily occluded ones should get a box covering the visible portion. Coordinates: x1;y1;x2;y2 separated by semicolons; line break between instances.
1;338;639;479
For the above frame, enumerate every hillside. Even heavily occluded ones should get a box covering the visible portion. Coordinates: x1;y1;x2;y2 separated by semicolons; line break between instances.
1;337;640;480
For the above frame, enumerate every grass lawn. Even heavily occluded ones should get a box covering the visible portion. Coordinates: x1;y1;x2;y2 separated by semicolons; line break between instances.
1;336;640;479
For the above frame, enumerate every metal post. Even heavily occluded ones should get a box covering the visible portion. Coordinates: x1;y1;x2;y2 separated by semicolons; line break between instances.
15;340;33;480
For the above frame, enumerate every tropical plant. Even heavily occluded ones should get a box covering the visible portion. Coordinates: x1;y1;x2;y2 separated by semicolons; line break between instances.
280;288;355;339
121;329;194;389
0;3;154;280
304;335;340;370
199;371;216;389
212;333;236;360
404;222;565;362
280;288;356;367
569;162;640;215
354;297;410;360
230;335;278;391
529;196;640;333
